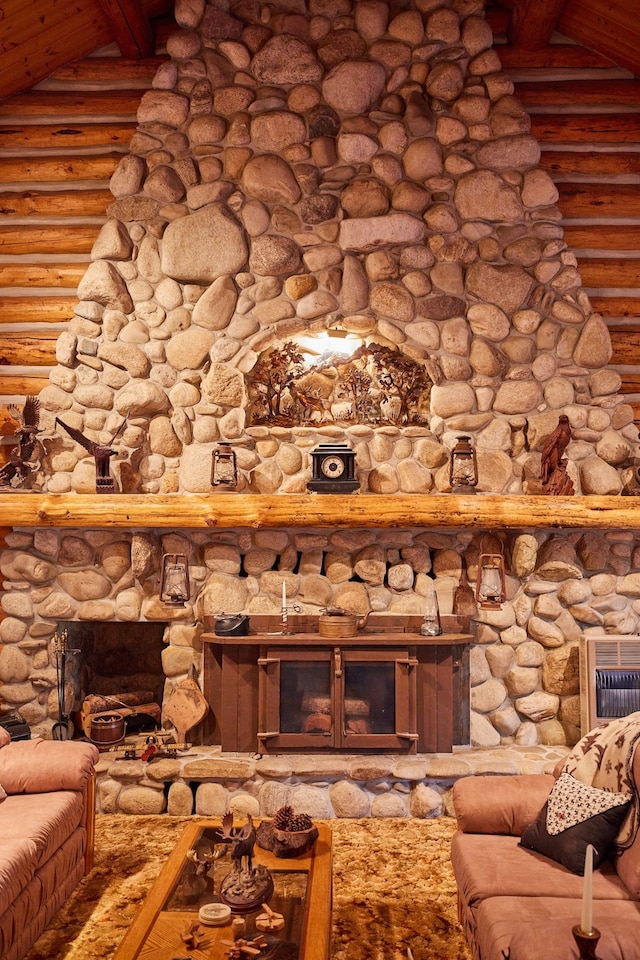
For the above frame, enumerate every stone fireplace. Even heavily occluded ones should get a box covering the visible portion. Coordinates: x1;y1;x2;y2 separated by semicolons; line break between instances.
2;0;640;810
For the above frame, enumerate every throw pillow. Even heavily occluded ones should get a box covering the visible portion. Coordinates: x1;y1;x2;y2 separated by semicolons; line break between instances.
520;772;631;874
0;783;6;803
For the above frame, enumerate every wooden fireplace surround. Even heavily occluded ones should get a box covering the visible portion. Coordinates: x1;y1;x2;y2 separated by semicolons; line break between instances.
202;614;473;755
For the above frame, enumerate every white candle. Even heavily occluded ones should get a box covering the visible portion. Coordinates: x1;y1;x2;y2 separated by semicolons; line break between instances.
282;581;287;620
580;843;594;935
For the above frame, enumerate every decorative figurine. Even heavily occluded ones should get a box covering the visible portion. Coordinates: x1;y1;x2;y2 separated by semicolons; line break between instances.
181;919;210;950
0;396;41;488
255;903;285;932
256;805;318;858
218;813;274;911
540;414;573;494
56;412;128;493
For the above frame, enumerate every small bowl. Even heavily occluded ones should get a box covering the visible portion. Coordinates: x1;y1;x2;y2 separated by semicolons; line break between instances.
199;903;232;926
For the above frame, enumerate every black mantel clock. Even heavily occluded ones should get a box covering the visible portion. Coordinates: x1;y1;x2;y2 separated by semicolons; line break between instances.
307;443;360;494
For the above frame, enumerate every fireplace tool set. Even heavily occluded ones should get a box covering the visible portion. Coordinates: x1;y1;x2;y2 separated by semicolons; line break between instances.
52;630;77;741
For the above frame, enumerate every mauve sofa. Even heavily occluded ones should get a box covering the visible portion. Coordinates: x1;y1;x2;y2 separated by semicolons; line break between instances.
0;727;99;960
451;750;640;960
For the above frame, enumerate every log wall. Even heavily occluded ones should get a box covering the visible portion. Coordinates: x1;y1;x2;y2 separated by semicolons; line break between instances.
0;7;638;437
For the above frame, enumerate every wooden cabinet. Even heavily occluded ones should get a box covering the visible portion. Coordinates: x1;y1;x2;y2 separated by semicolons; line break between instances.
202;615;472;754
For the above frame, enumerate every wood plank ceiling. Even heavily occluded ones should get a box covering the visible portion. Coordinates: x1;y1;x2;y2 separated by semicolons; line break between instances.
0;0;638;426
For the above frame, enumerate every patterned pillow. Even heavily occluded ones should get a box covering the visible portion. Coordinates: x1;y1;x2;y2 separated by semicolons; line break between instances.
520;772;631;874
0;783;6;803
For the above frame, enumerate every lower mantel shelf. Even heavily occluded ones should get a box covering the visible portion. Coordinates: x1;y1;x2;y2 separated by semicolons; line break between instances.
0;492;638;530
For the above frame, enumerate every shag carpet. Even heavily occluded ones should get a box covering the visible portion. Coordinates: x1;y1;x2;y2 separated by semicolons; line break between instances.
24;814;472;960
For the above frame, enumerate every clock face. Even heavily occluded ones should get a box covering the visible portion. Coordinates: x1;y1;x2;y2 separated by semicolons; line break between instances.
320;454;346;478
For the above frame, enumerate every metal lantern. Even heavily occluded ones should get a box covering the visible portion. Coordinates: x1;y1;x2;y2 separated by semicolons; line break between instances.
475;548;506;610
160;553;190;607
211;442;238;487
449;436;478;493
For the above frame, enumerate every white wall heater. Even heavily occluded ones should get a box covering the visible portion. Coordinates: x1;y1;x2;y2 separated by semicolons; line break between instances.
579;634;640;735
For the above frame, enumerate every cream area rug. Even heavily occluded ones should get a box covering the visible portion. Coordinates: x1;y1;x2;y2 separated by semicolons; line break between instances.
24;815;472;960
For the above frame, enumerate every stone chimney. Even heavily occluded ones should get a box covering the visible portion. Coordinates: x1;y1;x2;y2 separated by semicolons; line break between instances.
34;0;637;497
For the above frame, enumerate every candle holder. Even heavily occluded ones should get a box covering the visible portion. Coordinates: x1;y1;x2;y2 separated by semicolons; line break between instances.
280;602;301;635
572;925;602;960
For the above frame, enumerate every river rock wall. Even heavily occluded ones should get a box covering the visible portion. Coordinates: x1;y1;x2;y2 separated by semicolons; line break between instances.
2;522;639;748
29;0;639;496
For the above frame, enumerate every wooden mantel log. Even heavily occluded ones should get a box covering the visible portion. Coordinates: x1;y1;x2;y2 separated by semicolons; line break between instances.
2;493;640;531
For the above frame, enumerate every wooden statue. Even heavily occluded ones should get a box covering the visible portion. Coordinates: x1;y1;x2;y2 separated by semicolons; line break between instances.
218;813;274;912
540;414;572;488
0;396;40;488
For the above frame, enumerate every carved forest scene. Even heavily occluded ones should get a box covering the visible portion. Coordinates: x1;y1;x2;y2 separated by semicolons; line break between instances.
247;339;433;427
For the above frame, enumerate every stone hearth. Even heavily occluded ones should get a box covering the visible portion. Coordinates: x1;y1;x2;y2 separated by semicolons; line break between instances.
94;740;568;817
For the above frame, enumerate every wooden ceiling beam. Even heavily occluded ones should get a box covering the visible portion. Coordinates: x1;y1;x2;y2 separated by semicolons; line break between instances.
96;0;154;58
508;0;570;48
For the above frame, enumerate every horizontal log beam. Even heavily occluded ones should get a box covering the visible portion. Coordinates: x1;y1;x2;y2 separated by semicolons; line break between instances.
578;258;640;288
496;43;617;69
0;123;135;150
564;224;640;251
0;376;50;396
618;372;640;391
0;226;99;255
557;182;640;218
0;336;57;366
609;327;640;365
0;297;76;324
47;55;167;84
516;79;640;107
541;151;640;177
531;114;640;142
592;296;640;317
0;189;111;218
0;155;121;185
2;493;640;531
0;264;86;288
0;90;143;118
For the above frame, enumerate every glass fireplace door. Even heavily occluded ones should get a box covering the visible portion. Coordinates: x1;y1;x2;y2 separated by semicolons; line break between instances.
258;645;417;751
339;647;417;750
258;647;334;750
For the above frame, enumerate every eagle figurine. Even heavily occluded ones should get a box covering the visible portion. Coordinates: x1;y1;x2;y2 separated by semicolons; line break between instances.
540;414;572;487
0;396;41;488
56;413;128;493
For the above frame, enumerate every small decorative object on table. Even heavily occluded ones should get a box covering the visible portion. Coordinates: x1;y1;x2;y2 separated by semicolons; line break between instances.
218;812;274;912
256;902;285;932
256;805;319;858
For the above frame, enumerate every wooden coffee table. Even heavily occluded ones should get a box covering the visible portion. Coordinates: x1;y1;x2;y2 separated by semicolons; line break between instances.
112;820;332;960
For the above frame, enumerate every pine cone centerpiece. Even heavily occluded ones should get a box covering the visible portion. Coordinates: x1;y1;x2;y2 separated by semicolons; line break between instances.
273;806;313;834
256;805;318;858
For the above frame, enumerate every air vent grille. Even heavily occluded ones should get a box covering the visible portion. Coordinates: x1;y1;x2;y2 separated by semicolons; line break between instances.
594;638;640;668
580;635;640;735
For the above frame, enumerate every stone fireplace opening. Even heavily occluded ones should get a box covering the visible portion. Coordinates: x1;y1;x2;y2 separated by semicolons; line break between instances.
57;620;166;738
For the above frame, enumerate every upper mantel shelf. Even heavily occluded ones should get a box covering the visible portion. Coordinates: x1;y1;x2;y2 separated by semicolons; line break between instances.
0;493;639;530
